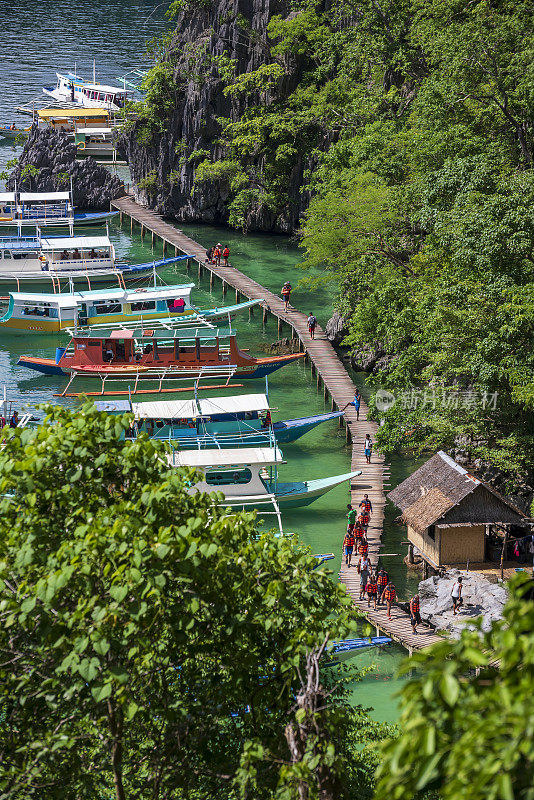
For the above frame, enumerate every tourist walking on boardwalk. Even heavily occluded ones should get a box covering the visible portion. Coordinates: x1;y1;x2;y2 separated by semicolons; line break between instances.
342;389;361;420
214;244;222;266
343;529;355;567
281;281;292;311
410;593;421;634
366;573;378;609
205;246;214;263
346;503;356;534
384;582;396;620
359;494;373;514
364;433;373;463
451;576;463;615
307;312;317;339
377;568;389;605
358;536;369;557
222;245;230;266
358;555;371;599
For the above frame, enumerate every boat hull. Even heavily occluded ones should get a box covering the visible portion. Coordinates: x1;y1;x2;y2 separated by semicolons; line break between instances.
272;411;343;443
0;210;118;229
273;471;361;508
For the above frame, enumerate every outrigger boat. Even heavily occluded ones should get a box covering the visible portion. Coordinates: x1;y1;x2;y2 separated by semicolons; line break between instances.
43;72;131;111
168;445;361;519
93;393;343;449
0;191;117;229
0;284;261;334
0;235;190;288
17;327;306;395
0;125;31;141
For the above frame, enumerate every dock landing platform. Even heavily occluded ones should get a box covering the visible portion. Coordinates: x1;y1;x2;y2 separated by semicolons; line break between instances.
111;195;441;653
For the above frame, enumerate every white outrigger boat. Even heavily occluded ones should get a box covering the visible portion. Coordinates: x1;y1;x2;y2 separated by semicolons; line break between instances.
0;283;261;334
169;445;361;527
0;191;116;229
43;72;131;111
0;234;191;289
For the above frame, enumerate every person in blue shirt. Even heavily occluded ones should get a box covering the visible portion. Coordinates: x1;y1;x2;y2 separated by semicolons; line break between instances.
342;389;361;419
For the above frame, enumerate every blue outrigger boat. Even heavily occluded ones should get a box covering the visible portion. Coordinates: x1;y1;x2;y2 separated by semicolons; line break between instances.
327;636;392;663
94;392;343;449
0;190;117;229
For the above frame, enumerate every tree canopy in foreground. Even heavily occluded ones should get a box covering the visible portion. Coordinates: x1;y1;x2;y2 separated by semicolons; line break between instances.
0;404;383;800
376;576;534;800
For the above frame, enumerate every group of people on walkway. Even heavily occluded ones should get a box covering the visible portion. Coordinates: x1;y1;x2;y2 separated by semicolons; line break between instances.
206;243;230;266
281;281;318;339
342;498;422;631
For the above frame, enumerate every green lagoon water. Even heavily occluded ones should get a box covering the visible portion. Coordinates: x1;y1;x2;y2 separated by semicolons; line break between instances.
0;0;420;719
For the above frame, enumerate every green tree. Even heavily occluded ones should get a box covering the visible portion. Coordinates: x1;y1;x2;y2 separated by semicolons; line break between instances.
376;576;534;800
0;404;371;800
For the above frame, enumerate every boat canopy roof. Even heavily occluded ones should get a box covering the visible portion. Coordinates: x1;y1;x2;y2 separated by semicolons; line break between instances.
9;283;194;305
198;394;270;416
75;127;113;134
84;82;128;93
0;193;16;203
171;445;283;469
94;400;132;413
19;191;71;202
40;235;111;251
0;237;40;251
133;399;197;419
38;108;110;119
72;325;234;342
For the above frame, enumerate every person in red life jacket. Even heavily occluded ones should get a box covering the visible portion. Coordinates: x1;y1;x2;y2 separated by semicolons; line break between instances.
361;511;370;527
343;530;355;567
354;524;364;542
359;494;373;514
261;409;272;428
307;312;317;339
358;555;371;599
214;243;222;266
377;568;389;605
366;573;378;609
410;593;421;634
281;281;292;312
222;245;230;266
384;582;396;620
358;537;369;557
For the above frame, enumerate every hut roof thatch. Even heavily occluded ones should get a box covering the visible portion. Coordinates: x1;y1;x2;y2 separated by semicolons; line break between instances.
388;451;526;532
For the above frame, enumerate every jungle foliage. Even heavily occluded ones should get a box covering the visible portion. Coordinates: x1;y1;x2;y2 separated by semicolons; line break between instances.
0;405;385;800
153;0;533;487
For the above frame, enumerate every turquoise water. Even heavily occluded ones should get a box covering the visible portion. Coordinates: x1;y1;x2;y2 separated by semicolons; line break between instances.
0;1;419;721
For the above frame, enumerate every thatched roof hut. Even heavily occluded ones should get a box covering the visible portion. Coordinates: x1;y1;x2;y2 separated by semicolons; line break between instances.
388;451;527;570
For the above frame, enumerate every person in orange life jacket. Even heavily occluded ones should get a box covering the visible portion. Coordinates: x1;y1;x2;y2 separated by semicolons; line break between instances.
376;568;389;605
359;494;373;514
366;573;378;609
214;244;222;266
361;511;370;527
343;530;355;567
281;281;292;311
222;245;230;266
307;313;317;339
410;594;421;634
358;555;371;599
358;538;369;557
384;582;396;620
355;524;364;541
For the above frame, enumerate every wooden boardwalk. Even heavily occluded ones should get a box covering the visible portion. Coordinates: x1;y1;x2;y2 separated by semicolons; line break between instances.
111;195;440;652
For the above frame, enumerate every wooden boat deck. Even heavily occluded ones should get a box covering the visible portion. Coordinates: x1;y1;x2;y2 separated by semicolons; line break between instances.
111;195;442;653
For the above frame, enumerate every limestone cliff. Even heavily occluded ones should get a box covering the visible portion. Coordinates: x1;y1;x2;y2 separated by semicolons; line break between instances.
121;0;313;232
8;127;125;210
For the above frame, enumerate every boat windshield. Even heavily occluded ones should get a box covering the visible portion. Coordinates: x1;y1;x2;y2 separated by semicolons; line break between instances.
205;468;252;486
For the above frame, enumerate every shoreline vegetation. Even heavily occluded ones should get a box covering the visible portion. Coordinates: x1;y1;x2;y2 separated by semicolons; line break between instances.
119;0;533;507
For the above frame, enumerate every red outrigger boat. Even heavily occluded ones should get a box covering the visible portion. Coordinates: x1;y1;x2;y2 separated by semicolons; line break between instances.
18;326;305;395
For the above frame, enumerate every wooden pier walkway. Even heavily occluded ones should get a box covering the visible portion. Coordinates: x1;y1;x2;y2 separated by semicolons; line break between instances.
111;195;441;652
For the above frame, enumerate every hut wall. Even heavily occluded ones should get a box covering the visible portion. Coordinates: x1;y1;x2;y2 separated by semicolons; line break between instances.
407;525;440;566
438;524;485;564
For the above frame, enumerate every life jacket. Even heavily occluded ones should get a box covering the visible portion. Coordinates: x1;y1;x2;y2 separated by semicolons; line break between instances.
222;247;229;258
355;527;364;540
360;499;371;512
358;542;368;555
411;597;420;613
377;572;388;587
362;513;370;525
384;587;396;602
366;581;377;594
346;534;355;547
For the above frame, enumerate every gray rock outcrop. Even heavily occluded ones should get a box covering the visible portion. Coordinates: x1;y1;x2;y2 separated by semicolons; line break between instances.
418;569;508;638
325;311;349;345
8;127;125;210
120;0;321;232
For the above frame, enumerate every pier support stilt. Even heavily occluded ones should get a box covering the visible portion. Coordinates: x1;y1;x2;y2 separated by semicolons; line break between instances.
277;318;281;337
151;231;155;247
186;258;191;272
130;216;133;234
249;305;254;320
209;271;214;291
162;240;166;256
235;288;239;304
198;263;203;281
119;211;123;226
262;307;268;327
140;224;145;239
345;425;352;444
